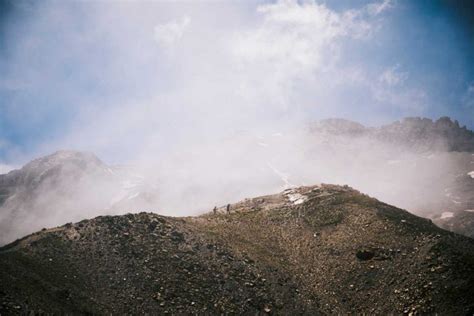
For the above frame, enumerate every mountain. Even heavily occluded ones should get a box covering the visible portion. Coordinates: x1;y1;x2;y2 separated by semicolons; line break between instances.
307;117;474;236
309;116;474;152
1;116;473;244
435;209;474;238
430;170;474;238
0;151;157;245
1;184;473;314
0;150;105;204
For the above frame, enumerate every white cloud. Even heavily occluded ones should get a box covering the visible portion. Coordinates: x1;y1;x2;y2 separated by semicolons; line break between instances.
360;65;426;113
230;0;390;108
154;16;190;47
379;65;408;87
372;86;426;113
3;0;420;167
234;0;374;69
328;63;425;113
367;0;394;16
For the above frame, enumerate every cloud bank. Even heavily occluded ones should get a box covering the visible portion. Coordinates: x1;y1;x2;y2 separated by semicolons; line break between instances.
0;0;426;165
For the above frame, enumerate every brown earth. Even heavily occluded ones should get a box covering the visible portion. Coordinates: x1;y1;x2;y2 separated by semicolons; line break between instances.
1;184;473;315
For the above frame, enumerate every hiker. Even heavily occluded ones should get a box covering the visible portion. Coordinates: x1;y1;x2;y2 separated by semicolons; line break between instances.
226;204;230;214
213;206;217;215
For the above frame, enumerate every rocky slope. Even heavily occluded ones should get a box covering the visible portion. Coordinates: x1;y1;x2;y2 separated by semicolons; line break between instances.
1;184;473;314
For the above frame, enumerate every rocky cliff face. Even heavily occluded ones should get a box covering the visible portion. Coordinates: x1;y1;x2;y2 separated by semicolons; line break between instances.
1;185;473;314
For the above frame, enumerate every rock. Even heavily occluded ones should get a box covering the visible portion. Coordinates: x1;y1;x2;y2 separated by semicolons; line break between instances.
356;249;375;261
170;231;184;242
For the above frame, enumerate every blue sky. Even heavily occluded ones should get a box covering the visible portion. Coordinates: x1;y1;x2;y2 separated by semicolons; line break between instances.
0;0;473;166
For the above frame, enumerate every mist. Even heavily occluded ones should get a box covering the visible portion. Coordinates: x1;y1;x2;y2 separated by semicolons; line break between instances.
143;122;471;218
2;119;473;245
0;0;474;244
0;0;430;163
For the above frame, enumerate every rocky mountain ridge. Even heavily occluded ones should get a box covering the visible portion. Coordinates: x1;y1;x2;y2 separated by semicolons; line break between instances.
1;184;473;314
309;116;474;152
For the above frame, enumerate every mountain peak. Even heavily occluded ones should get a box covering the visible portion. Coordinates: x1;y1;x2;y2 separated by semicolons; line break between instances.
26;150;102;166
309;118;367;135
309;116;474;152
18;150;105;177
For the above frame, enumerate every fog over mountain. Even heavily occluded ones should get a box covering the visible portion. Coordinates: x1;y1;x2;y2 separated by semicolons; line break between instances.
0;151;157;244
1;2;473;242
1;116;473;244
1;1;474;313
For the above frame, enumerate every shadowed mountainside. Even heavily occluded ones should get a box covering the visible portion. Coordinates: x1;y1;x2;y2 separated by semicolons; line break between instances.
1;184;473;314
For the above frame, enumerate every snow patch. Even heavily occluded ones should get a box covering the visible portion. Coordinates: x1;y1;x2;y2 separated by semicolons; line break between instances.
464;209;474;213
121;180;138;189
267;163;295;189
109;177;144;206
468;171;474;179
127;192;140;200
440;212;454;219
286;192;308;205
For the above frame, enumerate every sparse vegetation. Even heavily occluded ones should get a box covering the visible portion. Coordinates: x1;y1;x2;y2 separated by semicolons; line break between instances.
1;184;473;314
